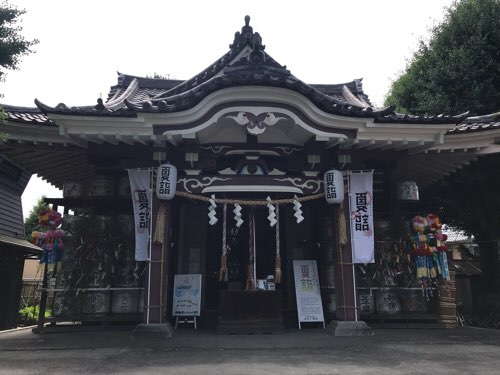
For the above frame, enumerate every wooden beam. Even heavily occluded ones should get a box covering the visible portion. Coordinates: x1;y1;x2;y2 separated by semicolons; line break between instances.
133;135;148;145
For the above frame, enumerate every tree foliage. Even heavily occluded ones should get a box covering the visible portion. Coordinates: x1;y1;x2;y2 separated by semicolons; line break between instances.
385;0;500;116
0;1;37;140
24;196;48;240
0;1;38;82
422;153;500;289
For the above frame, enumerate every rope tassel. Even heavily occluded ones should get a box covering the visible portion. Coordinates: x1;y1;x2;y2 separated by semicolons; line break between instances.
246;264;255;290
274;204;281;284
275;255;282;284
246;210;255;291
219;253;228;282
153;201;166;245
219;204;229;282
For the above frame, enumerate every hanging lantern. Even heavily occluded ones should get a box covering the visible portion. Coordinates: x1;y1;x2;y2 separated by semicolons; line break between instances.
156;163;177;200
397;180;419;201
324;169;344;204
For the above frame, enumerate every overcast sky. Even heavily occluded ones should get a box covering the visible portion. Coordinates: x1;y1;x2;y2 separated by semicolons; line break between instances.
1;0;455;216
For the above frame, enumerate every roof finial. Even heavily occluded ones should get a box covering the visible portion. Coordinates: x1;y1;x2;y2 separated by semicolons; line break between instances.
245;15;250;27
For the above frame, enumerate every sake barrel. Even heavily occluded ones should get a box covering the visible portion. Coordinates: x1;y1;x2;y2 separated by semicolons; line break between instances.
116;214;134;236
376;290;401;315
63;181;83;198
139;290;145;313
55;271;69;289
403;290;428;313
83;291;110;315
118;176;131;198
111;290;140;314
89;176;115;197
52;294;67;317
88;266;107;287
96;215;114;233
114;262;139;287
326;292;336;314
358;291;375;315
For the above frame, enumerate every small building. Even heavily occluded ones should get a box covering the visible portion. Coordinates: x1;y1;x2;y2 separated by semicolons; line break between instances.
1;17;500;333
0;154;41;330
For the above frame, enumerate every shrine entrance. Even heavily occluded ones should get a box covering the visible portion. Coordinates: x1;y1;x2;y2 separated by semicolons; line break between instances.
174;196;326;332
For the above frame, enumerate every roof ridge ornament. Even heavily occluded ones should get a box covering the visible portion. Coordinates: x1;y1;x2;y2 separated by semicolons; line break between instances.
230;15;263;50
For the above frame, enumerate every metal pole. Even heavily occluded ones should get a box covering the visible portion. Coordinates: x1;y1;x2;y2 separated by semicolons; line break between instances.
347;171;359;322
146;167;153;324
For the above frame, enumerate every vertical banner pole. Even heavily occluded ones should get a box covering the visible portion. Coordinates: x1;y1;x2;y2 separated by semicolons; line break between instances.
347;172;359;322
147;167;153;324
219;204;228;282
275;204;281;283
128;168;154;324
253;209;257;286
246;209;255;290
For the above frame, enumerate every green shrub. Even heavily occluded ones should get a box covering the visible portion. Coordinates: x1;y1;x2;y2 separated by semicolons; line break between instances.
18;306;51;325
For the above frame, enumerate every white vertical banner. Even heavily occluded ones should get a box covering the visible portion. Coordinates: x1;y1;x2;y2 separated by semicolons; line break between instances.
128;169;153;261
349;171;375;263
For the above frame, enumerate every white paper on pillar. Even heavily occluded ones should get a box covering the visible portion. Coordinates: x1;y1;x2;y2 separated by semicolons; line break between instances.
128;169;152;261
349;171;375;263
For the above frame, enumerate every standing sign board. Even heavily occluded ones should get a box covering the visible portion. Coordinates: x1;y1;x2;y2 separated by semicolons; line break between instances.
293;260;325;329
172;274;202;316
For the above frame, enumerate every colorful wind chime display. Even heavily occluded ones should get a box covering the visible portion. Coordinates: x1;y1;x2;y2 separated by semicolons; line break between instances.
410;214;449;287
32;208;64;267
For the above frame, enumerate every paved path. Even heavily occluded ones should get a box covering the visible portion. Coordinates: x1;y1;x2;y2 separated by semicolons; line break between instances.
1;326;500;374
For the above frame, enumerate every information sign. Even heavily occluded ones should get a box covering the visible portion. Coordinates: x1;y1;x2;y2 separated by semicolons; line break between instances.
172;274;202;316
293;260;325;329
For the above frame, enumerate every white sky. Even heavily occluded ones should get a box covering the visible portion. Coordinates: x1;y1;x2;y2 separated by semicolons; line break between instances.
0;0;455;217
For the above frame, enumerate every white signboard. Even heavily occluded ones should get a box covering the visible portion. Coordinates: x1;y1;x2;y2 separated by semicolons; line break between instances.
349;171;375;263
128;169;152;261
293;260;325;329
172;274;202;317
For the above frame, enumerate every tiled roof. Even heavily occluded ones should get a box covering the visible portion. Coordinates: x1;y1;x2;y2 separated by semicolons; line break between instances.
1;104;54;126
448;260;482;276
0;16;478;126
32;16;403;120
447;112;500;134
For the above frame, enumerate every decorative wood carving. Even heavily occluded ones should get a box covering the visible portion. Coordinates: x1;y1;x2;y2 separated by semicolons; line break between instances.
176;175;323;195
225;112;289;135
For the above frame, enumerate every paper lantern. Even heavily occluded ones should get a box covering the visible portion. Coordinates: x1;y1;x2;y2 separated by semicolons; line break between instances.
156;163;177;200
397;181;419;201
323;169;344;204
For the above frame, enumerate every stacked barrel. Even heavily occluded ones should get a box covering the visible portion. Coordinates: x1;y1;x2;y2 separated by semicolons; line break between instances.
439;271;456;328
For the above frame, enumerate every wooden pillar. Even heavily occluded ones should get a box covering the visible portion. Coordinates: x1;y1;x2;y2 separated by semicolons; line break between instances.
332;202;358;321
143;197;171;324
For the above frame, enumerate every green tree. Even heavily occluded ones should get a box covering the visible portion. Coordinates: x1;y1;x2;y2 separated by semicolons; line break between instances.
0;1;38;82
423;153;500;291
0;1;38;140
24;196;48;240
385;0;500;292
385;0;500;116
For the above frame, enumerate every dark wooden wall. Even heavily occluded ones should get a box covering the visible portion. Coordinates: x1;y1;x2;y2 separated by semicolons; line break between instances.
0;154;31;330
0;154;30;238
0;247;25;330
